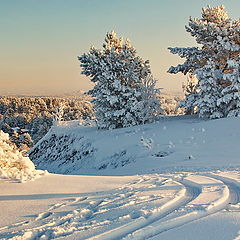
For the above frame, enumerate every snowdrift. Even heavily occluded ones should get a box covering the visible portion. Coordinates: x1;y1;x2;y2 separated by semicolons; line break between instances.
0;131;46;182
29;116;240;175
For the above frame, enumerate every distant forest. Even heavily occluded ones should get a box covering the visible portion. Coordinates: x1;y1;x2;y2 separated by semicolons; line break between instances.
0;95;94;151
0;93;182;152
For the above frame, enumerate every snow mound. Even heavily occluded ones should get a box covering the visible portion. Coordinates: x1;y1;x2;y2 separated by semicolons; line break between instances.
29;123;135;174
0;131;46;182
30;116;240;175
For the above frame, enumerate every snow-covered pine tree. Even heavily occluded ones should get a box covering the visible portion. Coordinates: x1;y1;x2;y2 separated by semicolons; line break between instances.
214;14;240;117
168;5;240;118
79;31;161;129
217;60;240;117
195;60;225;119
53;103;65;126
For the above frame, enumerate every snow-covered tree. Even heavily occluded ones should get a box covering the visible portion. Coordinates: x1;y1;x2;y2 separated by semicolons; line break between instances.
195;60;225;118
30;116;53;143
53;103;65;126
168;5;240;118
217;60;240;117
79;31;161;129
0;130;38;182
9;130;33;152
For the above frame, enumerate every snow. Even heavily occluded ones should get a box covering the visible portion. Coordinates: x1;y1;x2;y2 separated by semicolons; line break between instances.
0;116;239;239
0;174;135;235
30;116;240;175
0;131;46;182
151;211;240;240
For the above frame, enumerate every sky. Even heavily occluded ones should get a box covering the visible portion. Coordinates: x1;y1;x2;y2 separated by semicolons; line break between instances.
0;0;240;95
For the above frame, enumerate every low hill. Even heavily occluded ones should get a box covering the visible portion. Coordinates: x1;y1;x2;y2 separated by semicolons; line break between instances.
29;116;240;175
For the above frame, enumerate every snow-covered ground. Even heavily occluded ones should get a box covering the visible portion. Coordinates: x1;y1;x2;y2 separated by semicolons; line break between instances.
30;115;240;175
0;116;240;239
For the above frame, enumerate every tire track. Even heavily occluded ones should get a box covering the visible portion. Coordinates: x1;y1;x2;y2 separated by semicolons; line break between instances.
0;175;191;240
88;179;201;240
0;196;89;236
123;174;233;240
205;173;240;205
3;174;233;240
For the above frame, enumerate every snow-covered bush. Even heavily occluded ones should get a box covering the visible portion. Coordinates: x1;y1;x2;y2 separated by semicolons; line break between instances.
79;31;162;129
179;74;198;115
0;130;42;182
10;129;33;153
168;5;240;119
30;132;97;174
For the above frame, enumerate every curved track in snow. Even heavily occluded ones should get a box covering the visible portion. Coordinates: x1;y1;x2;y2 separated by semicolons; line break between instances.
205;174;240;205
123;174;240;240
0;173;239;240
89;179;201;240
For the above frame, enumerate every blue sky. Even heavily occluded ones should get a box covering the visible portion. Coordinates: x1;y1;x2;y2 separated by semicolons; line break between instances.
0;0;239;94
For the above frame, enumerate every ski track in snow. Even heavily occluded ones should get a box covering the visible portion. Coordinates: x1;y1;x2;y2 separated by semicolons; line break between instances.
123;174;240;240
0;173;239;240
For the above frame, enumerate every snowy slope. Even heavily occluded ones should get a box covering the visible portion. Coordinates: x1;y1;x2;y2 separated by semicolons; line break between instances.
1;116;240;240
30;116;240;175
0;172;239;239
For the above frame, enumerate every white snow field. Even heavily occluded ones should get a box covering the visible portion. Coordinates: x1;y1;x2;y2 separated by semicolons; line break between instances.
0;116;240;239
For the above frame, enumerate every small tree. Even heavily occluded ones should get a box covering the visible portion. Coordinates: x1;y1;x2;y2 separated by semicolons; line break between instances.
53;103;65;123
180;73;199;115
79;31;161;129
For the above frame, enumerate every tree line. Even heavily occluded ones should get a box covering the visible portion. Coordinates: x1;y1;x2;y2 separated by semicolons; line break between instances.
0;96;94;151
